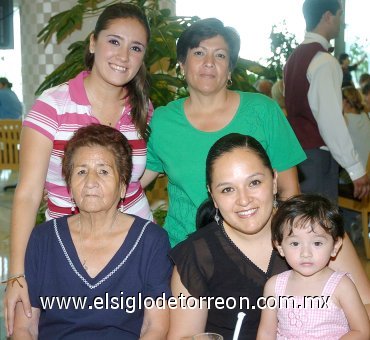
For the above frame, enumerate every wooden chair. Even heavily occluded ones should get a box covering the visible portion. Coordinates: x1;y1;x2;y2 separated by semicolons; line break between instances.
338;155;370;259
0;119;22;190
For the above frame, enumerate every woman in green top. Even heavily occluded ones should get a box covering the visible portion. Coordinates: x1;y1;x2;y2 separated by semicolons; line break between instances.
141;18;306;246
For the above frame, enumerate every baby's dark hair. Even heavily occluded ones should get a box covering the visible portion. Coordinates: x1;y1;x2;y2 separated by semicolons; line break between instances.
272;194;344;245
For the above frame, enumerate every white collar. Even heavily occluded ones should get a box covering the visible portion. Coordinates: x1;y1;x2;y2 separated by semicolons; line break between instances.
303;32;331;51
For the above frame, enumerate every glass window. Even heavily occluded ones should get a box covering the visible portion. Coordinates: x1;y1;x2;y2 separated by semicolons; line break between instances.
176;0;305;64
176;0;369;78
0;3;23;105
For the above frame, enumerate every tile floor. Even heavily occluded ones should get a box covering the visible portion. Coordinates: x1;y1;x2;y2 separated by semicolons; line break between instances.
0;170;369;339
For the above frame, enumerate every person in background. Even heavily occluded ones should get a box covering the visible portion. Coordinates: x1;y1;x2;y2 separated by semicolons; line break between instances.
271;79;287;116
168;133;370;340
0;77;23;119
142;18;306;247
284;0;369;202
257;194;369;339
359;72;370;91
254;78;274;97
358;73;370;113
339;52;366;88
362;82;370;115
341;86;370;171
4;3;154;335
339;86;370;241
11;125;171;339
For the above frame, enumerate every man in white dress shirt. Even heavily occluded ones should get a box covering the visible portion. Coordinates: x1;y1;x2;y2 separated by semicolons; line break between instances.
284;0;369;201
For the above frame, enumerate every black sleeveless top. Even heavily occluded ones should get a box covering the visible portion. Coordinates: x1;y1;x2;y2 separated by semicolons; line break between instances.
170;222;289;340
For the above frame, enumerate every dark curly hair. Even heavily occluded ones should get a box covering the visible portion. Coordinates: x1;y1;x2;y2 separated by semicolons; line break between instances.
176;18;240;71
272;193;344;245
62;124;132;190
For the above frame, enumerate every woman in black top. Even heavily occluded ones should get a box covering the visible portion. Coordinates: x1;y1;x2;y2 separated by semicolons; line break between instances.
168;133;370;340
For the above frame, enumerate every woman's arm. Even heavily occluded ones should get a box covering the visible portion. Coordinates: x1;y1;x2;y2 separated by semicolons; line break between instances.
12;304;40;340
167;267;208;340
256;276;278;340
140;169;159;189
5;127;53;336
335;275;370;339
328;234;370;316
140;305;169;339
276;167;300;200
140;231;171;339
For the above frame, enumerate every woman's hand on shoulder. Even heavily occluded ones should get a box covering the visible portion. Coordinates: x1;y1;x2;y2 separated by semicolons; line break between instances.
12;302;40;340
3;276;32;337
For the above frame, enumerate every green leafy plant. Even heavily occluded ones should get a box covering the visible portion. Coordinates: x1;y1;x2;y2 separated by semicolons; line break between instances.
348;37;369;85
35;0;273;107
36;202;47;225
265;21;298;81
152;204;167;226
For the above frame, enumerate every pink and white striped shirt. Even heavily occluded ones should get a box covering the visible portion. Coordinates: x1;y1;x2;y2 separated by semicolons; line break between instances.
24;71;153;221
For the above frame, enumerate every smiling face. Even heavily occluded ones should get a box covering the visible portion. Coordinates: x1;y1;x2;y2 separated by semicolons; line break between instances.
181;35;231;95
70;145;125;214
276;222;342;278
89;17;147;87
209;147;277;238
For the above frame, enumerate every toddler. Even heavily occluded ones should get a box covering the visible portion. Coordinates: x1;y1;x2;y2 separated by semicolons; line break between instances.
257;194;369;339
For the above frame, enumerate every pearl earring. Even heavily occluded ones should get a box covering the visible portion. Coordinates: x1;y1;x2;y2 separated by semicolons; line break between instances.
119;198;124;213
71;199;76;214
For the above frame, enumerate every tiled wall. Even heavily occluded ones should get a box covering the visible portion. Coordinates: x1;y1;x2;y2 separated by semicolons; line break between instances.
19;0;96;112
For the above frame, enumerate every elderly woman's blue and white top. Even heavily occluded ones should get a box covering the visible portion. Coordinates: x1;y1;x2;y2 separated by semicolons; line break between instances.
25;215;172;339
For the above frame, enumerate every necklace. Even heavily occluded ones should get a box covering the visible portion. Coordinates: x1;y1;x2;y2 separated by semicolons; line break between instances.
78;211;119;271
86;88;126;127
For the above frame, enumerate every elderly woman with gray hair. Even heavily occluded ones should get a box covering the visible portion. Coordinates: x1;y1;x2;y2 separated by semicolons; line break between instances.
12;125;171;339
